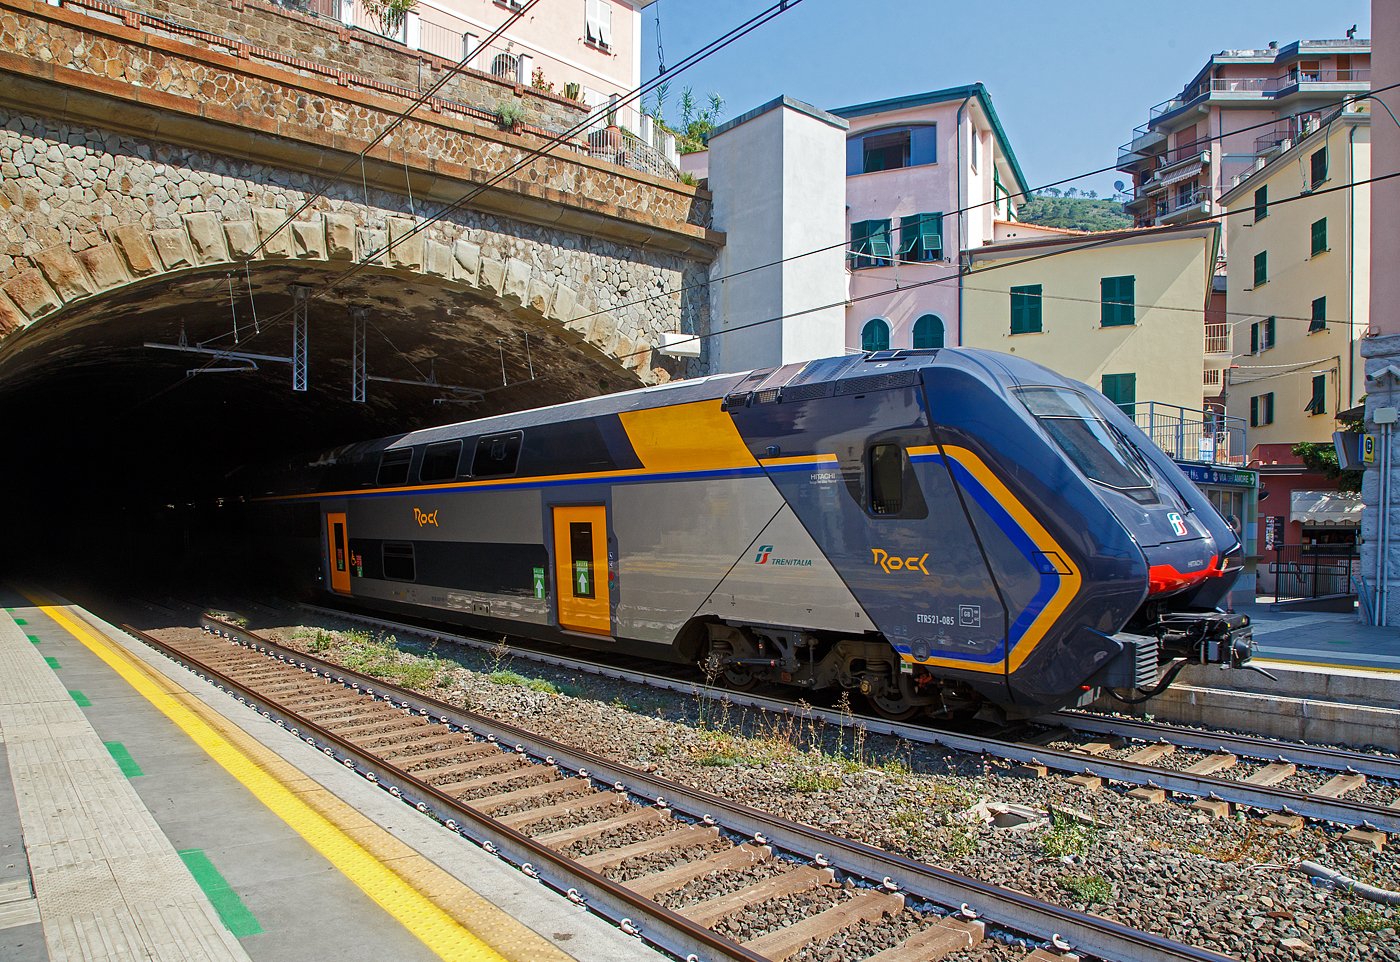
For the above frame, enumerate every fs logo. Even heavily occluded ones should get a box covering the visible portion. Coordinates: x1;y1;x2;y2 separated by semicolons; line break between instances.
871;549;930;575
753;545;773;564
1167;512;1189;537
414;508;439;527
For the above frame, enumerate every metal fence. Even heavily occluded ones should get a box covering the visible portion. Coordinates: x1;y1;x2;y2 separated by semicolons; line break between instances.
1270;545;1360;600
1134;401;1245;464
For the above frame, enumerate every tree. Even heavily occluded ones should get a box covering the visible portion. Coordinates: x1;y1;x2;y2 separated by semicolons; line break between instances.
359;0;417;38
1293;406;1364;493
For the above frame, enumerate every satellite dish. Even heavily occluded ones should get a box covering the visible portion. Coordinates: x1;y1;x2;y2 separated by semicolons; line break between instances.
1114;180;1125;192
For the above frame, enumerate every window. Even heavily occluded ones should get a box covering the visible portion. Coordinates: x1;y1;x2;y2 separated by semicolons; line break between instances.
1305;374;1326;415
1311;217;1327;256
1250;392;1275;427
1175;179;1198;210
584;0;611;47
1101;275;1135;327
1250;316;1276;353
868;444;903;515
472;432;522;477
862;130;910;172
419;441;463;482
382;542;416;582
569;522;595;598
846;126;936;175
1010;284;1042;334
861;318;890;353
850;220;892;269
1310;296;1327;333
377;449;412;486
1254;186;1268;222
970;124;979;170
899;213;943;262
1101;373;1136;418
912;314;944;349
1310;148;1327;188
1017;387;1154;491
1253;250;1267;287
490;53;518;80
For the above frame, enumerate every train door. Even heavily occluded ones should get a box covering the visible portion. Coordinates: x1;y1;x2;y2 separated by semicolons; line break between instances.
552;506;610;635
326;512;352;594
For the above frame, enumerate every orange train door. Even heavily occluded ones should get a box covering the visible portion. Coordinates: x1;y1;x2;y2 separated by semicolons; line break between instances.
326;512;352;594
552;506;610;635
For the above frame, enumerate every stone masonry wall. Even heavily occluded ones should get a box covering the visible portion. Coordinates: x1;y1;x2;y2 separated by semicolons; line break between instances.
0;108;709;380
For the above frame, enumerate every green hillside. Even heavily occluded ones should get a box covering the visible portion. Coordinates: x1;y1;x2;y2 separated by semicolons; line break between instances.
1016;194;1132;233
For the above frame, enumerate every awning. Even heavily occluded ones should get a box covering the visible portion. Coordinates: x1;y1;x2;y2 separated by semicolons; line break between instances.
1160;163;1202;186
1291;489;1363;526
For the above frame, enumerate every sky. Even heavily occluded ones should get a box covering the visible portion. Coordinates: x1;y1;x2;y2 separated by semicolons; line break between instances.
640;0;1372;198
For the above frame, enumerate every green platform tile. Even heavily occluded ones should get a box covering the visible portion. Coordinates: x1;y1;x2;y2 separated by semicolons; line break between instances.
14;618;26;625
27;635;40;644
103;742;144;778
178;850;263;937
69;691;92;708
44;656;60;670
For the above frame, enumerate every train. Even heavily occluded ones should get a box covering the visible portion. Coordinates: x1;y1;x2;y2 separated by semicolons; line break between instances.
240;347;1257;721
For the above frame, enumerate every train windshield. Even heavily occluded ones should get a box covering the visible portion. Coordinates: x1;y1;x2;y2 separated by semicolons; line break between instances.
1017;387;1154;492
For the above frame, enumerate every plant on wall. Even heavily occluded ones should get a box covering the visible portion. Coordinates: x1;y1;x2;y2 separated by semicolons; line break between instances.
496;100;527;130
531;67;554;94
358;0;418;38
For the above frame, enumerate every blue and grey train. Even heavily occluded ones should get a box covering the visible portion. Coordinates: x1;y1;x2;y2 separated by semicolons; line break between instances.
244;348;1255;720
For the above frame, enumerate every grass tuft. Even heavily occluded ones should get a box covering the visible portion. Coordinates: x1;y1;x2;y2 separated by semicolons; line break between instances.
1060;873;1112;904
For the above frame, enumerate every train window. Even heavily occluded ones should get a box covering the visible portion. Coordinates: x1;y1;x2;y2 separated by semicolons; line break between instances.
419;441;463;482
1017;387;1153;492
472;432;523;477
382;542;416;581
377;449;412;486
869;444;904;515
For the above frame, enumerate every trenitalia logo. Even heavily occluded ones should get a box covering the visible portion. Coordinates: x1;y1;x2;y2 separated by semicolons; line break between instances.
414;508;439;527
754;545;773;564
871;549;930;575
753;545;812;566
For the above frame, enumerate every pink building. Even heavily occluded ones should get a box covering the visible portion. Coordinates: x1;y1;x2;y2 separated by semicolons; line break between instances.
831;85;1031;352
334;0;655;134
1117;38;1370;241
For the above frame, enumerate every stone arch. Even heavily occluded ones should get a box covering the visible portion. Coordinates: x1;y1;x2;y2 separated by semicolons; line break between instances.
0;207;660;381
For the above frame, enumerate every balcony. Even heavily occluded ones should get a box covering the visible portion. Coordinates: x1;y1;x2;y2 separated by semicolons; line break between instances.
1204;323;1232;360
1135;402;1245;465
1203;368;1222;392
1155;186;1212;225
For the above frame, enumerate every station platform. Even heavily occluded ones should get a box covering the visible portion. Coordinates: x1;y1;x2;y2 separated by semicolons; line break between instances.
0;588;664;962
1239;597;1400;674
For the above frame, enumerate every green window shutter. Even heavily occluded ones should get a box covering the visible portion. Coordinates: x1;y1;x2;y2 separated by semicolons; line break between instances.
1254;186;1268;221
898;215;919;261
1311;217;1327;256
1266;315;1275;349
1101;373;1136;418
1306;374;1326;415
850;220;869;267
1311;148;1327;188
1101;276;1135;326
920;213;942;260
1250;323;1259;354
1265;392;1274;424
1010;285;1041;334
912;314;943;349
861;318;890;352
1254;251;1267;287
1310;296;1327;333
1250;395;1259;427
868;220;892;261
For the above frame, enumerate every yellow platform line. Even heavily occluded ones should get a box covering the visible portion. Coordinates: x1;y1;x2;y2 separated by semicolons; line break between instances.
20;592;573;962
1254;655;1400;675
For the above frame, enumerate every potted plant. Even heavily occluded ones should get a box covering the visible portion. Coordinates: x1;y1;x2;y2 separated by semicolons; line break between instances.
496;101;526;134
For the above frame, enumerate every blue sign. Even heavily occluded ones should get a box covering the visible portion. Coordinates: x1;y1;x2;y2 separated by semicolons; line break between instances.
1175;462;1257;488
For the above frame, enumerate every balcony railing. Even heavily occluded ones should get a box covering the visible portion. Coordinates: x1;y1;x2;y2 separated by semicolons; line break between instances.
1203;368;1222;389
585;127;681;181
1204;323;1230;355
1135;402;1245;464
1144;67;1369;126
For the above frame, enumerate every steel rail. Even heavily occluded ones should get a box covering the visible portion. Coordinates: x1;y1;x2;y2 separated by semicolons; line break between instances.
1047;710;1400;782
122;623;767;962
297;604;1400;832
158;615;1240;962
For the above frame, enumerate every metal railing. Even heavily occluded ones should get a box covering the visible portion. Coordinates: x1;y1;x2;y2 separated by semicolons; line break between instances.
1134;401;1245;464
1270;544;1361;600
1204;323;1230;355
1162;185;1209;216
585;127;681;181
1158;142;1210;167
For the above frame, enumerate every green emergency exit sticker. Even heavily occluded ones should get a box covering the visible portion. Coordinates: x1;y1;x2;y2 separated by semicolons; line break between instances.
575;560;590;595
533;567;546;600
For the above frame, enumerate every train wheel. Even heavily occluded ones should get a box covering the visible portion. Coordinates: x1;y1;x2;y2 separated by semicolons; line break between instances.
720;667;761;692
866;692;923;722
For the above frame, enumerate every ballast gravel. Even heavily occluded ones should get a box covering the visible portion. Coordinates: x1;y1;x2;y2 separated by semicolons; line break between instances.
159;619;1400;962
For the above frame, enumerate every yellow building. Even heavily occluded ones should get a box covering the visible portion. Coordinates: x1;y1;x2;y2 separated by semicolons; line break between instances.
1220;105;1369;446
962;221;1221;420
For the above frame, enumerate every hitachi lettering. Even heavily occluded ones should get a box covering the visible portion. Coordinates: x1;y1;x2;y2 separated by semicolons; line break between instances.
871;549;930;575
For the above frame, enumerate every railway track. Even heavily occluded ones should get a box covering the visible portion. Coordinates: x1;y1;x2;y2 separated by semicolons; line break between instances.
290;603;1400;834
114;616;1240;962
